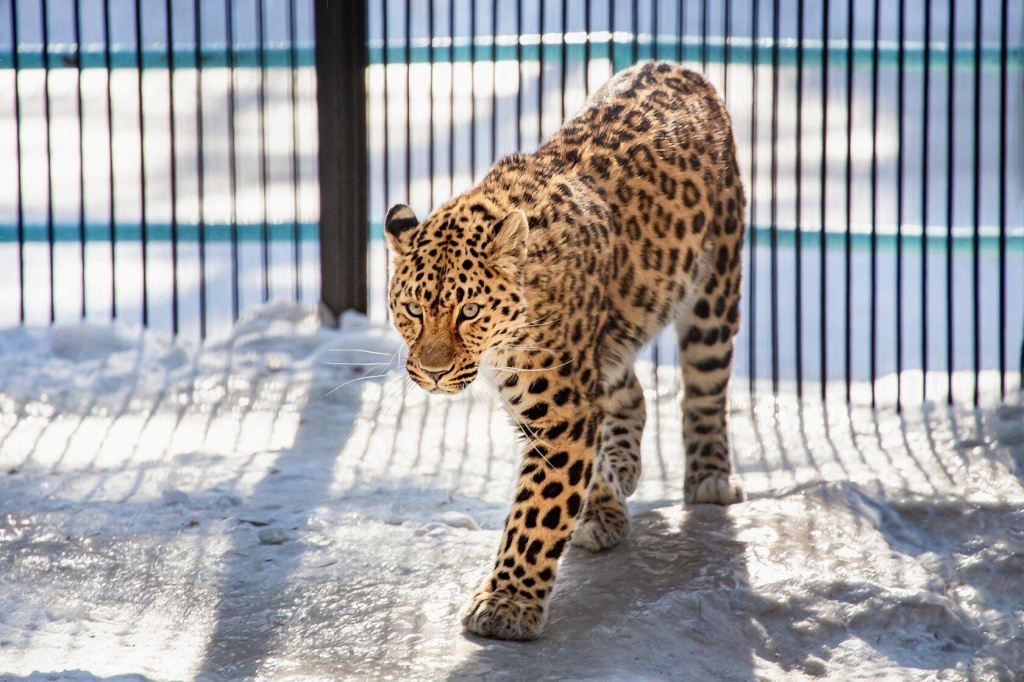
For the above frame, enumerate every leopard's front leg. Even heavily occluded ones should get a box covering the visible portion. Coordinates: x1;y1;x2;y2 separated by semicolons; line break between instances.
462;401;601;640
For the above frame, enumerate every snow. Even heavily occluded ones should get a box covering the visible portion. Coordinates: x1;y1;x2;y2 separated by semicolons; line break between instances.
0;303;1022;680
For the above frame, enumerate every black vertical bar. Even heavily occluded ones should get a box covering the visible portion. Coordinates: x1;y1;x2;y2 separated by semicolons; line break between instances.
74;0;86;319
652;0;659;60
516;0;522;149
701;0;708;73
42;0;55;322
971;0;982;405
820;0;829;401
769;0;779;394
749;0;759;396
921;0;931;402
539;0;546;143
631;0;638;64
723;0;730;104
10;0;24;322
165;0;180;334
945;0;955;404
605;0;612;71
290;0;302;302
257;0;270;302
560;0;566;123
405;0;411;204
583;0;589;96
869;0;879;405
193;0;207;337
896;0;905;409
468;0;475;178
843;0;853;402
105;0;118;320
650;0;660;378
428;0;434;206
315;0;369;317
794;0;803;398
381;0;390;318
998;0;1008;398
225;0;238;319
449;0;455;191
677;0;683;63
134;0;148;326
490;0;497;165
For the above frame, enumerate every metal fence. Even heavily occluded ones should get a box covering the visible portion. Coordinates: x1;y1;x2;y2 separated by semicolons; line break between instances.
359;0;1024;407
3;1;1023;408
1;0;319;339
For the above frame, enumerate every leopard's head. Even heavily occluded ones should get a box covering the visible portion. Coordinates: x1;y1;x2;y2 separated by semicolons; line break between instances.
384;201;528;394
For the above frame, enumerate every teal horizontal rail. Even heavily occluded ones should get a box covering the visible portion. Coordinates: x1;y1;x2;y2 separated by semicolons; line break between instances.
367;37;1024;72
5;221;1021;256
368;221;1024;256
1;36;1021;71
0;44;315;70
0;221;320;243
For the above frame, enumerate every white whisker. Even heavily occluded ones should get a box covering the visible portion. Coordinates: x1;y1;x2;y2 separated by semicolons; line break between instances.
474;378;555;468
482;359;575;374
324;370;397;398
326;348;400;356
323;361;390;367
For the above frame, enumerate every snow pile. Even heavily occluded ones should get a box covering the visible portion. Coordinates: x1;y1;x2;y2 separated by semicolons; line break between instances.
0;303;1022;680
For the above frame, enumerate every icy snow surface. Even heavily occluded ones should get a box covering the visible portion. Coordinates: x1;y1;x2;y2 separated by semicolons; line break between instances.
0;304;1022;681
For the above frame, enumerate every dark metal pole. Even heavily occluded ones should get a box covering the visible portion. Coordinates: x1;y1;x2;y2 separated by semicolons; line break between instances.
315;0;369;319
225;0;239;320
75;0;87;319
42;0;55;323
999;0;1009;398
794;0;804;398
921;0;931;402
257;0;271;303
105;0;118;320
970;0;982;405
843;0;853;403
870;0;880;405
770;0;780;394
945;0;955;404
165;0;180;334
819;0;830;401
10;0;25;322
133;0;148;326
896;0;905;409
381;0;391;319
290;0;303;302
193;0;208;337
748;0;759;396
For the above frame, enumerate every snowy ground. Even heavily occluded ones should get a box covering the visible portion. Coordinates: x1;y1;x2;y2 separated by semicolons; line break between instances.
0;303;1022;681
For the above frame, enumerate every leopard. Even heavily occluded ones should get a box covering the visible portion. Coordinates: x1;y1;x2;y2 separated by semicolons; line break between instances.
383;61;746;641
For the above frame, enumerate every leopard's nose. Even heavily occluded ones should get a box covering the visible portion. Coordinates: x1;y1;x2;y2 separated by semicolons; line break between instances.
420;364;454;384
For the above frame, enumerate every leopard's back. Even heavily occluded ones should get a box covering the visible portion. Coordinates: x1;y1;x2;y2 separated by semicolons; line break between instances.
532;61;746;359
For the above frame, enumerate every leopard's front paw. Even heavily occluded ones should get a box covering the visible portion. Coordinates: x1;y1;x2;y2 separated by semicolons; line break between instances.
685;472;745;505
461;588;547;641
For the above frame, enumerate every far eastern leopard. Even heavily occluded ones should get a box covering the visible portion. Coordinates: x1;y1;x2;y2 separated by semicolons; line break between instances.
384;61;746;640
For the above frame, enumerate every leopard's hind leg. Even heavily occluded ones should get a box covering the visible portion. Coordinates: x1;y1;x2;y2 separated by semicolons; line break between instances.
571;366;645;551
675;243;745;505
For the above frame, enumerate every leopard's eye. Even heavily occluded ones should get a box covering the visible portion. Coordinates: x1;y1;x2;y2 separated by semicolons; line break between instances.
461;303;480;320
406;302;423;318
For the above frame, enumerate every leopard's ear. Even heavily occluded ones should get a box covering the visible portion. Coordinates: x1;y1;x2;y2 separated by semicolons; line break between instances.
384;204;419;255
487;210;528;273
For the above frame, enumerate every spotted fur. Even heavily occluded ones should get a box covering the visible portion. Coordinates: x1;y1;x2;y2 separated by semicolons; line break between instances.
385;62;746;640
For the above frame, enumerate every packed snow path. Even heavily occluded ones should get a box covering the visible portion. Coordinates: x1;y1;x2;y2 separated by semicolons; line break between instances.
0;305;1022;680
